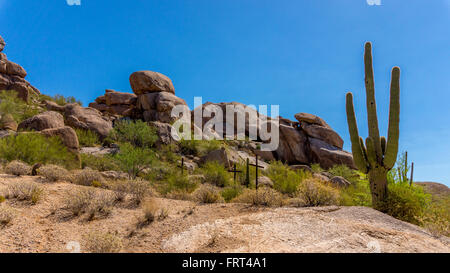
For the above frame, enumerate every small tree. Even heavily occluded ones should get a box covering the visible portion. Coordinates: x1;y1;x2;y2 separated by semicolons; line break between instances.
114;143;155;179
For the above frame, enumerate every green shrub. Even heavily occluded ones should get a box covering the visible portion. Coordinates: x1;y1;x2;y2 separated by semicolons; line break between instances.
179;139;221;157
380;181;431;225
80;154;119;171
113;143;155;179
417;197;450;237
0;90;42;123
265;161;310;195
311;163;324;173
201;161;231;187
107;120;157;148
294;178;340;207
339;173;372;206
0;133;78;169
75;128;100;147
327;165;359;184
159;172;198;195
40;94;82;106
221;186;243;202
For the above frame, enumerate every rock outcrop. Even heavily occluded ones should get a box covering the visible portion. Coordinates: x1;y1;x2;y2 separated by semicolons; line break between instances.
18;111;64;131
0;35;40;101
90;71;187;124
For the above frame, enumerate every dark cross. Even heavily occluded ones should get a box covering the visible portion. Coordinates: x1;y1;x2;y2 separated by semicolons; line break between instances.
227;163;242;183
249;155;265;191
178;157;185;175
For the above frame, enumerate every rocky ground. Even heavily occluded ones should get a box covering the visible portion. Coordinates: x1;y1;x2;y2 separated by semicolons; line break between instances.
0;174;448;253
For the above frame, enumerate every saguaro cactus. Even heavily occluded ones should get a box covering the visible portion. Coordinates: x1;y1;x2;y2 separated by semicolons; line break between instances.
346;42;400;209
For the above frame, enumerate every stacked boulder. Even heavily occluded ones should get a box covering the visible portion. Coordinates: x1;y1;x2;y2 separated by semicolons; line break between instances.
0;35;40;101
89;89;137;116
90;71;187;124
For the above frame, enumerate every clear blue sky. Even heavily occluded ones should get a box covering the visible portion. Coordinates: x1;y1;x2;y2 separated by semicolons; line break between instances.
1;0;449;185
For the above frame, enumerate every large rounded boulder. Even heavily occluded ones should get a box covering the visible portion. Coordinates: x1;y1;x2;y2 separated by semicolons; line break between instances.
129;71;175;95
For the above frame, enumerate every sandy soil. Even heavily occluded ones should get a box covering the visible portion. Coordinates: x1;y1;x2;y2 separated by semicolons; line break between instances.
0;174;448;253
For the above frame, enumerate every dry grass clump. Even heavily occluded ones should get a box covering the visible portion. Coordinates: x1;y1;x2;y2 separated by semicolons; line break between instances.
192;184;224;204
232;187;284;207
292;178;340;207
135;198;168;229
166;189;193;201
4;181;43;204
0;205;16;227
4;160;31;176
69;168;104;187
64;188;114;220
106;179;155;205
38;164;70;182
83;231;122;253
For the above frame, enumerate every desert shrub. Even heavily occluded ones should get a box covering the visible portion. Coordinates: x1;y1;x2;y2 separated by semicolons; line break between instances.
221;185;243;202
327;164;359;184
294;179;340;207
339;172;372;206
80;154;119;172
0;91;42;123
166;190;193;201
201;161;231;187
75;128;100;147
380;182;431;225
193;184;224;204
38;164;70;182
113;143;155;179
158;172;198;195
0;205;16;227
311;163;324;173
179;139;221;157
265;161;310;195
64;188;96;216
64;188;114;219
83;232;122;253
70;169;104;187
4;160;31;176
107;180;129;203
4;181;43;204
0;133;78;168
232;187;284;207
158;144;180;163
135;198;167;228
417;198;450;237
107;120;157;148
127;179;153;205
85;192;115;220
52;94;82;106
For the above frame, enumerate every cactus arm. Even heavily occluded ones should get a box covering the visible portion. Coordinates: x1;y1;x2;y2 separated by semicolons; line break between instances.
380;136;386;155
365;137;377;167
364;42;383;162
359;136;369;169
383;67;400;169
346;92;368;173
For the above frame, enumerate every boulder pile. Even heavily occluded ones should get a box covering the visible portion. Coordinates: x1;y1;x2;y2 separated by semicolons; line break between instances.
0;35;40;101
90;71;187;123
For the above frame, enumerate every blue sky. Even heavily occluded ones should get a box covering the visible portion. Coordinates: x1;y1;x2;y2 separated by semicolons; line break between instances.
0;0;449;185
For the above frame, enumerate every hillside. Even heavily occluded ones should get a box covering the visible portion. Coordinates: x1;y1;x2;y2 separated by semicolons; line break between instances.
0;175;448;253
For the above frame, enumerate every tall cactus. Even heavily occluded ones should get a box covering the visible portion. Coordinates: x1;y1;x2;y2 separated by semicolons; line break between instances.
346;42;400;209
